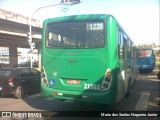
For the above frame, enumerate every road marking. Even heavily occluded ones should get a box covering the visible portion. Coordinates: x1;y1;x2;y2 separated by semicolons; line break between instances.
135;91;150;110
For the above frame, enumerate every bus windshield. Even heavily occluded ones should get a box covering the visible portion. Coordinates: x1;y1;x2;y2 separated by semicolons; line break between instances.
138;49;153;57
46;20;105;48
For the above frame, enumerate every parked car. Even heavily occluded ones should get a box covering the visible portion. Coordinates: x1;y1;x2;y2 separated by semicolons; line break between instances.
0;67;41;99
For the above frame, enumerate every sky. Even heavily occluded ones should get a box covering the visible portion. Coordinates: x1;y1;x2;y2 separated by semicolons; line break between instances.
0;0;159;45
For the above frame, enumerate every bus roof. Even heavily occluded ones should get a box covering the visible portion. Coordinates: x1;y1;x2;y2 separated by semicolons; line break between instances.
44;14;115;21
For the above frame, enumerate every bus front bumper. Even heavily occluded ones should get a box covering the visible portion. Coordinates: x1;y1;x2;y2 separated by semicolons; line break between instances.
41;84;116;104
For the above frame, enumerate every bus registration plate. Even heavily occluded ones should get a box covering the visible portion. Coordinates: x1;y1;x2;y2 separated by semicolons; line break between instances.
67;80;80;85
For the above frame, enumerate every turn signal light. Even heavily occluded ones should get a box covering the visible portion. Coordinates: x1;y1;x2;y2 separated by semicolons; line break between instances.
106;70;111;76
41;67;49;86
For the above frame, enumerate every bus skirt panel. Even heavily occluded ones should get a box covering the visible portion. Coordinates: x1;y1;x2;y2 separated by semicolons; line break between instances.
41;83;117;104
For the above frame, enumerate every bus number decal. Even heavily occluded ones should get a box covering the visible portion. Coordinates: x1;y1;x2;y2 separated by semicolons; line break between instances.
84;83;100;90
88;23;104;31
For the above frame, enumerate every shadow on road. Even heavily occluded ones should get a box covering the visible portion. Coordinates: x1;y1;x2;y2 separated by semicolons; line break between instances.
22;93;118;111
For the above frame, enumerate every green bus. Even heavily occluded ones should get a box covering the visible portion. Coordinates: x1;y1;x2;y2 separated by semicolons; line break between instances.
41;14;138;104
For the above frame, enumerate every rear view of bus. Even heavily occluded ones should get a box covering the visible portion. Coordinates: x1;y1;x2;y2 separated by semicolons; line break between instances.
137;48;155;73
41;14;135;104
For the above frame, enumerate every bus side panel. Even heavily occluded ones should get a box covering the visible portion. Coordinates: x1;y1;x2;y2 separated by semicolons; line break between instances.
106;16;120;103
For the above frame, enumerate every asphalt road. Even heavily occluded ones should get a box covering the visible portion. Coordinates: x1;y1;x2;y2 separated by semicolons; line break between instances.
0;67;160;120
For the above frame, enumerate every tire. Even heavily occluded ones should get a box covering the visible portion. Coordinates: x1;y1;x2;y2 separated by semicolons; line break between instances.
125;88;130;97
125;80;131;97
14;86;25;99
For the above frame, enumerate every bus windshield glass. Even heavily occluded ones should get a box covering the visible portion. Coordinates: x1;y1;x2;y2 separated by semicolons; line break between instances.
138;49;153;57
46;20;105;48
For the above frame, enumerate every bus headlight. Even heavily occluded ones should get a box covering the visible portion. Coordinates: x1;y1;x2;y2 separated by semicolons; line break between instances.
41;67;49;86
101;68;112;91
